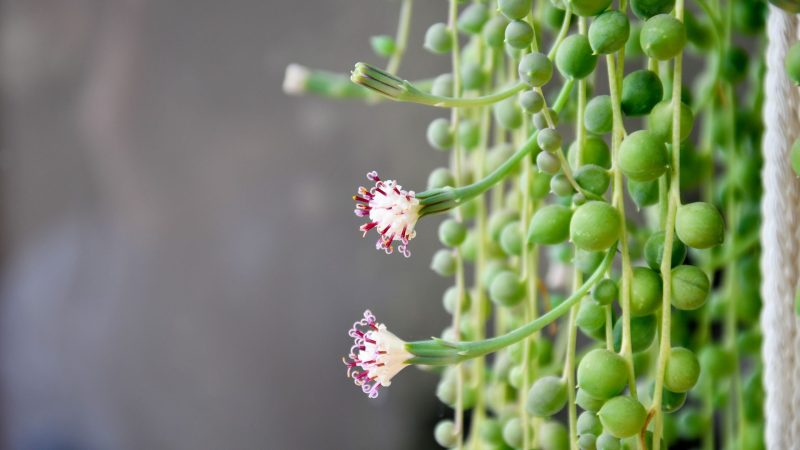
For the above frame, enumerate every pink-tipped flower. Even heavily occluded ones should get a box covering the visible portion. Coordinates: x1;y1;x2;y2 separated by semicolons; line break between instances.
353;171;421;257
343;310;412;399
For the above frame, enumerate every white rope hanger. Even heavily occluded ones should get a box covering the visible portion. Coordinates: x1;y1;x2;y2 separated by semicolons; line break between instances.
762;5;800;448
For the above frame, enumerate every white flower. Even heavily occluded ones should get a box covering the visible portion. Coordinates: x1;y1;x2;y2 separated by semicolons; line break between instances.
353;171;421;257
343;310;412;398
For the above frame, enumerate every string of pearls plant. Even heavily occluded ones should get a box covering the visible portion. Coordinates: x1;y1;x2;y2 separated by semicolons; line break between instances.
285;0;798;448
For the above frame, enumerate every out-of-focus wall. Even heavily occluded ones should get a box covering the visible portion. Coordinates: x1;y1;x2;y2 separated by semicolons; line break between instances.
0;0;461;448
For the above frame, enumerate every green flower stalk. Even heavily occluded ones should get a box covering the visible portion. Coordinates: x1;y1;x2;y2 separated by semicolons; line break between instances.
344;245;615;398
405;244;615;365
351;62;526;107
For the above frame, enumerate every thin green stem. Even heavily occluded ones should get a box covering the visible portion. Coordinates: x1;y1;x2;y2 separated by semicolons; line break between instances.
651;3;684;449
564;300;580;450
385;0;413;75
447;1;464;448
406;246;616;366
418;80;576;210
548;6;573;60
605;305;614;351
606;54;637;399
352;62;527;107
468;41;494;450
519;55;535;450
564;19;588;450
435;245;614;359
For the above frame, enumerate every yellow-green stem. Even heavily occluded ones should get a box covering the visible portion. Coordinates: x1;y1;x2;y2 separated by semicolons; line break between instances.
468;40;495;450
651;2;684;448
606;54;638;399
447;1;465;447
564;300;580;450
385;0;413;75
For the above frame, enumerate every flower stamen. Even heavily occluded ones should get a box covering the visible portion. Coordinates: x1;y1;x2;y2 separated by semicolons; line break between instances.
353;171;420;257
343;310;412;399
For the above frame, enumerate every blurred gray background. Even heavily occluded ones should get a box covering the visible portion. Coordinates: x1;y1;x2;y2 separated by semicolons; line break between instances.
0;0;462;448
